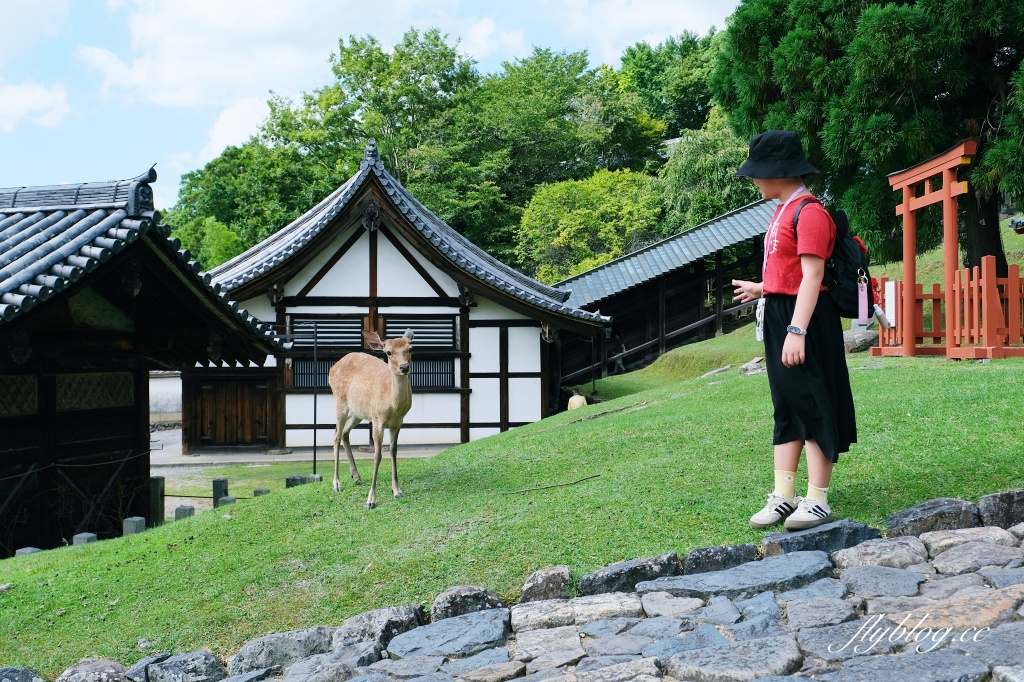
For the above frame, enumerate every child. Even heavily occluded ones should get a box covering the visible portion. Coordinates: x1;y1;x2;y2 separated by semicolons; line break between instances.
731;130;857;531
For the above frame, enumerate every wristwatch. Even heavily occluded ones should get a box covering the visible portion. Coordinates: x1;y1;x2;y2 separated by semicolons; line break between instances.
786;325;807;336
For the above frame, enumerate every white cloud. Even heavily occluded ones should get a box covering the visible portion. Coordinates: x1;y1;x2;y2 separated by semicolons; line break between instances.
553;0;739;64
0;79;69;133
76;0;376;108
0;0;69;64
199;97;270;163
461;17;527;62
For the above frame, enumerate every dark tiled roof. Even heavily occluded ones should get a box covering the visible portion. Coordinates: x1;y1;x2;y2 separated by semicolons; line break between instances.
0;169;281;350
555;199;778;308
211;141;605;326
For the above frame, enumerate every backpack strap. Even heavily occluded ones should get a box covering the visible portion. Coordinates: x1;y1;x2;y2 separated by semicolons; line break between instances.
790;197;821;239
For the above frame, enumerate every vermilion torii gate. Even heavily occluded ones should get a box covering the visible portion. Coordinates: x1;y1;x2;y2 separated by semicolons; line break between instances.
873;139;1024;358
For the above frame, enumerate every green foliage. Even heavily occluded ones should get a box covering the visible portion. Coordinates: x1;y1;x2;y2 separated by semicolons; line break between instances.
659;113;762;232
711;0;1024;265
976;65;1024;208
517;169;664;282
331;28;479;184
621;30;720;135
168;215;245;270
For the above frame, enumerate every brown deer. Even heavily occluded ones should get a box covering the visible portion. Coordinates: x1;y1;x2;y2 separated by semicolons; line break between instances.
329;329;414;509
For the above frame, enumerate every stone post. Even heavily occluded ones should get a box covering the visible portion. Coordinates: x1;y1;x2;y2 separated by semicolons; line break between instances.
174;506;195;521
254;488;270;497
15;547;42;556
149;476;165;526
123;517;146;535
213;478;229;507
218;496;236;506
286;476;305;488
73;533;97;545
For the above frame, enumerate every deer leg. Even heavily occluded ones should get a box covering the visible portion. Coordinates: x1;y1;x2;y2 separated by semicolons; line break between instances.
342;414;362;486
390;427;404;499
366;422;384;509
333;412;344;493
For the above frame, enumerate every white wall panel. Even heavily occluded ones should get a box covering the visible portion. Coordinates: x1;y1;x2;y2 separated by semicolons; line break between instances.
507;327;541;372
469;328;501;373
285;427;461;447
470;427;501;440
287;393;340;426
471;296;529;320
469;378;501;422
238;295;275;324
376;235;446;297
305;230;369;297
508;378;542;422
405;393;461;424
388;230;461;296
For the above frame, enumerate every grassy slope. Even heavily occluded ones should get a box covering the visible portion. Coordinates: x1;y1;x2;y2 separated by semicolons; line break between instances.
3;223;1024;675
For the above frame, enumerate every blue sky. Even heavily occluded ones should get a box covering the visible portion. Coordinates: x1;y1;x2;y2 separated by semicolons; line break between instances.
0;0;741;211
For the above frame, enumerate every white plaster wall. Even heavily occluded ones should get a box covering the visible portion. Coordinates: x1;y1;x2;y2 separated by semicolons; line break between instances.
385;230;461;296
508;377;542;423
405;393;461;424
285;427;460;446
304;229;369;297
286;392;462;446
238;295;275;324
470;378;501;422
376;235;455;298
471;296;529;320
507;327;541;372
148;373;181;413
469;328;501;373
288;306;366;316
470;427;500;440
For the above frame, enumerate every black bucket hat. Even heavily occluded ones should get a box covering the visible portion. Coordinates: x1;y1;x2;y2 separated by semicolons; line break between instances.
736;130;818;179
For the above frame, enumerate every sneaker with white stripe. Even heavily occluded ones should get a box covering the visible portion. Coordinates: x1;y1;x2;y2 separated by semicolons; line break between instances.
749;492;799;529
784;498;834;530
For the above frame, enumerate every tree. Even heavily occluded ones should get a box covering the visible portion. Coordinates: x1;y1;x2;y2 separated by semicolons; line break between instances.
409;47;665;263
167;215;245;270
517;169;664;283
621;30;719;136
660;108;763;232
712;0;1024;268
332;28;479;183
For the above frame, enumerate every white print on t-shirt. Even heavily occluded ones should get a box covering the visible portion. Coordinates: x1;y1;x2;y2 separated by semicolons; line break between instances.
761;185;807;278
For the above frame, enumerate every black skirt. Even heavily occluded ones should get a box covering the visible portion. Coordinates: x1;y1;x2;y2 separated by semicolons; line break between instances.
763;293;856;462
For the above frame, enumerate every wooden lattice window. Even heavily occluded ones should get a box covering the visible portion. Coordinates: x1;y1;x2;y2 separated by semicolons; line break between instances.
56;372;133;412
0;375;37;416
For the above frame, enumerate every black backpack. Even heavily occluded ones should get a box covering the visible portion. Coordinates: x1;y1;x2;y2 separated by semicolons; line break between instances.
792;198;874;319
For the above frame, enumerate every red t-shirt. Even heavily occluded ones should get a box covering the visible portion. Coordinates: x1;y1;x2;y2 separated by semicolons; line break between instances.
762;196;835;295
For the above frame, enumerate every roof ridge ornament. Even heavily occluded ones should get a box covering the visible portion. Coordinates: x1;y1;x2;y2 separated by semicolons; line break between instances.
361;200;381;231
361;138;384;171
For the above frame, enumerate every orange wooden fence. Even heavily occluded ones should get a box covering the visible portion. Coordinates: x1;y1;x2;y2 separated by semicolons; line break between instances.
873;255;1024;358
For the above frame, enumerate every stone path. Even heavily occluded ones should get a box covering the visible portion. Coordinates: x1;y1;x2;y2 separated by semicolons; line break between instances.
9;491;1024;682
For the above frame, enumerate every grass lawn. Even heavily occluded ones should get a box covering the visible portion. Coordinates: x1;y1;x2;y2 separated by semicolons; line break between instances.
3;224;1024;676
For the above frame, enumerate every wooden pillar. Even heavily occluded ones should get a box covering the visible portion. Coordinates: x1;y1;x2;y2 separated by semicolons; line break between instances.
658;280;667;354
459;306;470;443
499;325;509;431
943;168;959;357
714;251;724;337
901;185;917;356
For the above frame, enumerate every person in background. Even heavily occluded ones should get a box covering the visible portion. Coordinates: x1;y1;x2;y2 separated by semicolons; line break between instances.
567;388;588;410
731;130;857;531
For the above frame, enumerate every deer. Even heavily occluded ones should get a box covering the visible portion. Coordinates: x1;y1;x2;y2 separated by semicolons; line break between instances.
329;329;414;509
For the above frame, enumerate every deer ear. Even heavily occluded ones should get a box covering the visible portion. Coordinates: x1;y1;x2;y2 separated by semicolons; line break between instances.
363;331;385;351
403;328;415;340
